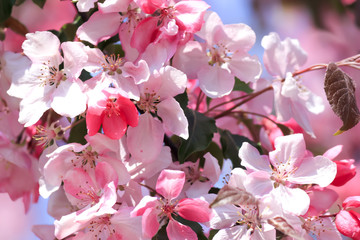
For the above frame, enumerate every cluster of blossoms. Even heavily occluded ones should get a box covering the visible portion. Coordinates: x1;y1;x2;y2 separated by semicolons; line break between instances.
0;0;360;239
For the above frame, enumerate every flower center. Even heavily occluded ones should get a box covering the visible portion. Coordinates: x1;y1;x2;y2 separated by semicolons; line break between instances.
208;44;232;66
71;146;98;169
102;54;123;75
39;61;66;87
137;89;160;112
104;98;122;117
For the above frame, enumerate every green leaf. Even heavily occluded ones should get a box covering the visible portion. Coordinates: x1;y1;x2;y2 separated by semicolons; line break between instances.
219;129;259;168
233;77;253;93
102;43;125;57
152;223;168;240
0;0;15;23
57;16;83;42
208;229;219;240
173;215;208;240
78;69;92;82
178;108;217;163
32;0;46;8
68;118;87;145
174;91;189;110
206;141;223;168
276;123;293;136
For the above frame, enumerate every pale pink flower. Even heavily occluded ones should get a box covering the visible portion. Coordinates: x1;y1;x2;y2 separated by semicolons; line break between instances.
126;66;188;163
0;132;39;212
173;11;262;98
305;186;338;217
131;169;212;239
169;152;221;198
240;134;337;215
7;31;88;127
301;216;342;240
86;87;139;139
210;168;276;240
40;133;130;198
54;162;119;239
55;206;142;240
262;32;324;137
81;45;150;100
76;0;132;12
131;0;210;55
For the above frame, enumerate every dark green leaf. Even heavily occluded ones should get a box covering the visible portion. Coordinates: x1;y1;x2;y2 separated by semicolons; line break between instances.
32;0;46;8
174;91;189;110
79;69;92;82
276;123;293;136
324;62;360;135
206;96;212;108
98;34;120;51
206;141;223;168
0;28;5;41
208;229;219;240
57;16;83;42
173;215;208;240
178;108;217;163
0;0;15;23
233;77;253;93
152;223;168;240
219;129;259;168
68;118;87;145
14;0;26;6
102;43;125;57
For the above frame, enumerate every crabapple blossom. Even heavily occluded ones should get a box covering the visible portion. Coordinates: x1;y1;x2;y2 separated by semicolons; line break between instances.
239;134;337;215
173;11;262;98
86;87;139;139
131;169;212;239
131;0;210;57
7;31;88;127
210;168;276;240
261;32;324;137
39;133;130;198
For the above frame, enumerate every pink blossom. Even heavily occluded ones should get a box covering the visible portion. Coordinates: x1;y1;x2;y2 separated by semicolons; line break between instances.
40;133;130;198
131;169;212;239
7;31;88;127
173;11;261;98
240;134;337;215
262;32;324;137
0;132;39;212
54;162;120;239
86;88;139;139
131;0;210;55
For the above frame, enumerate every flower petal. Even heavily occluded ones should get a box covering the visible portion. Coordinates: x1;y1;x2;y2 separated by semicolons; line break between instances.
156;169;185;200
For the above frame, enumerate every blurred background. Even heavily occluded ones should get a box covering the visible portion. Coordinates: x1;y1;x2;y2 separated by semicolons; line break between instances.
1;0;360;239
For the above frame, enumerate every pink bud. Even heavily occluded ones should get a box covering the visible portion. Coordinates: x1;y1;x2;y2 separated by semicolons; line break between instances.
335;210;360;239
343;196;360;210
331;159;356;187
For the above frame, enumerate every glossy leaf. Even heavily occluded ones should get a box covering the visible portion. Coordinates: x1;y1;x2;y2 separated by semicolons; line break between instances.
233;77;254;93
32;0;46;8
177;108;217;163
174;91;189;110
219;129;259;168
324;63;360;135
68;118;87;145
0;0;15;23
